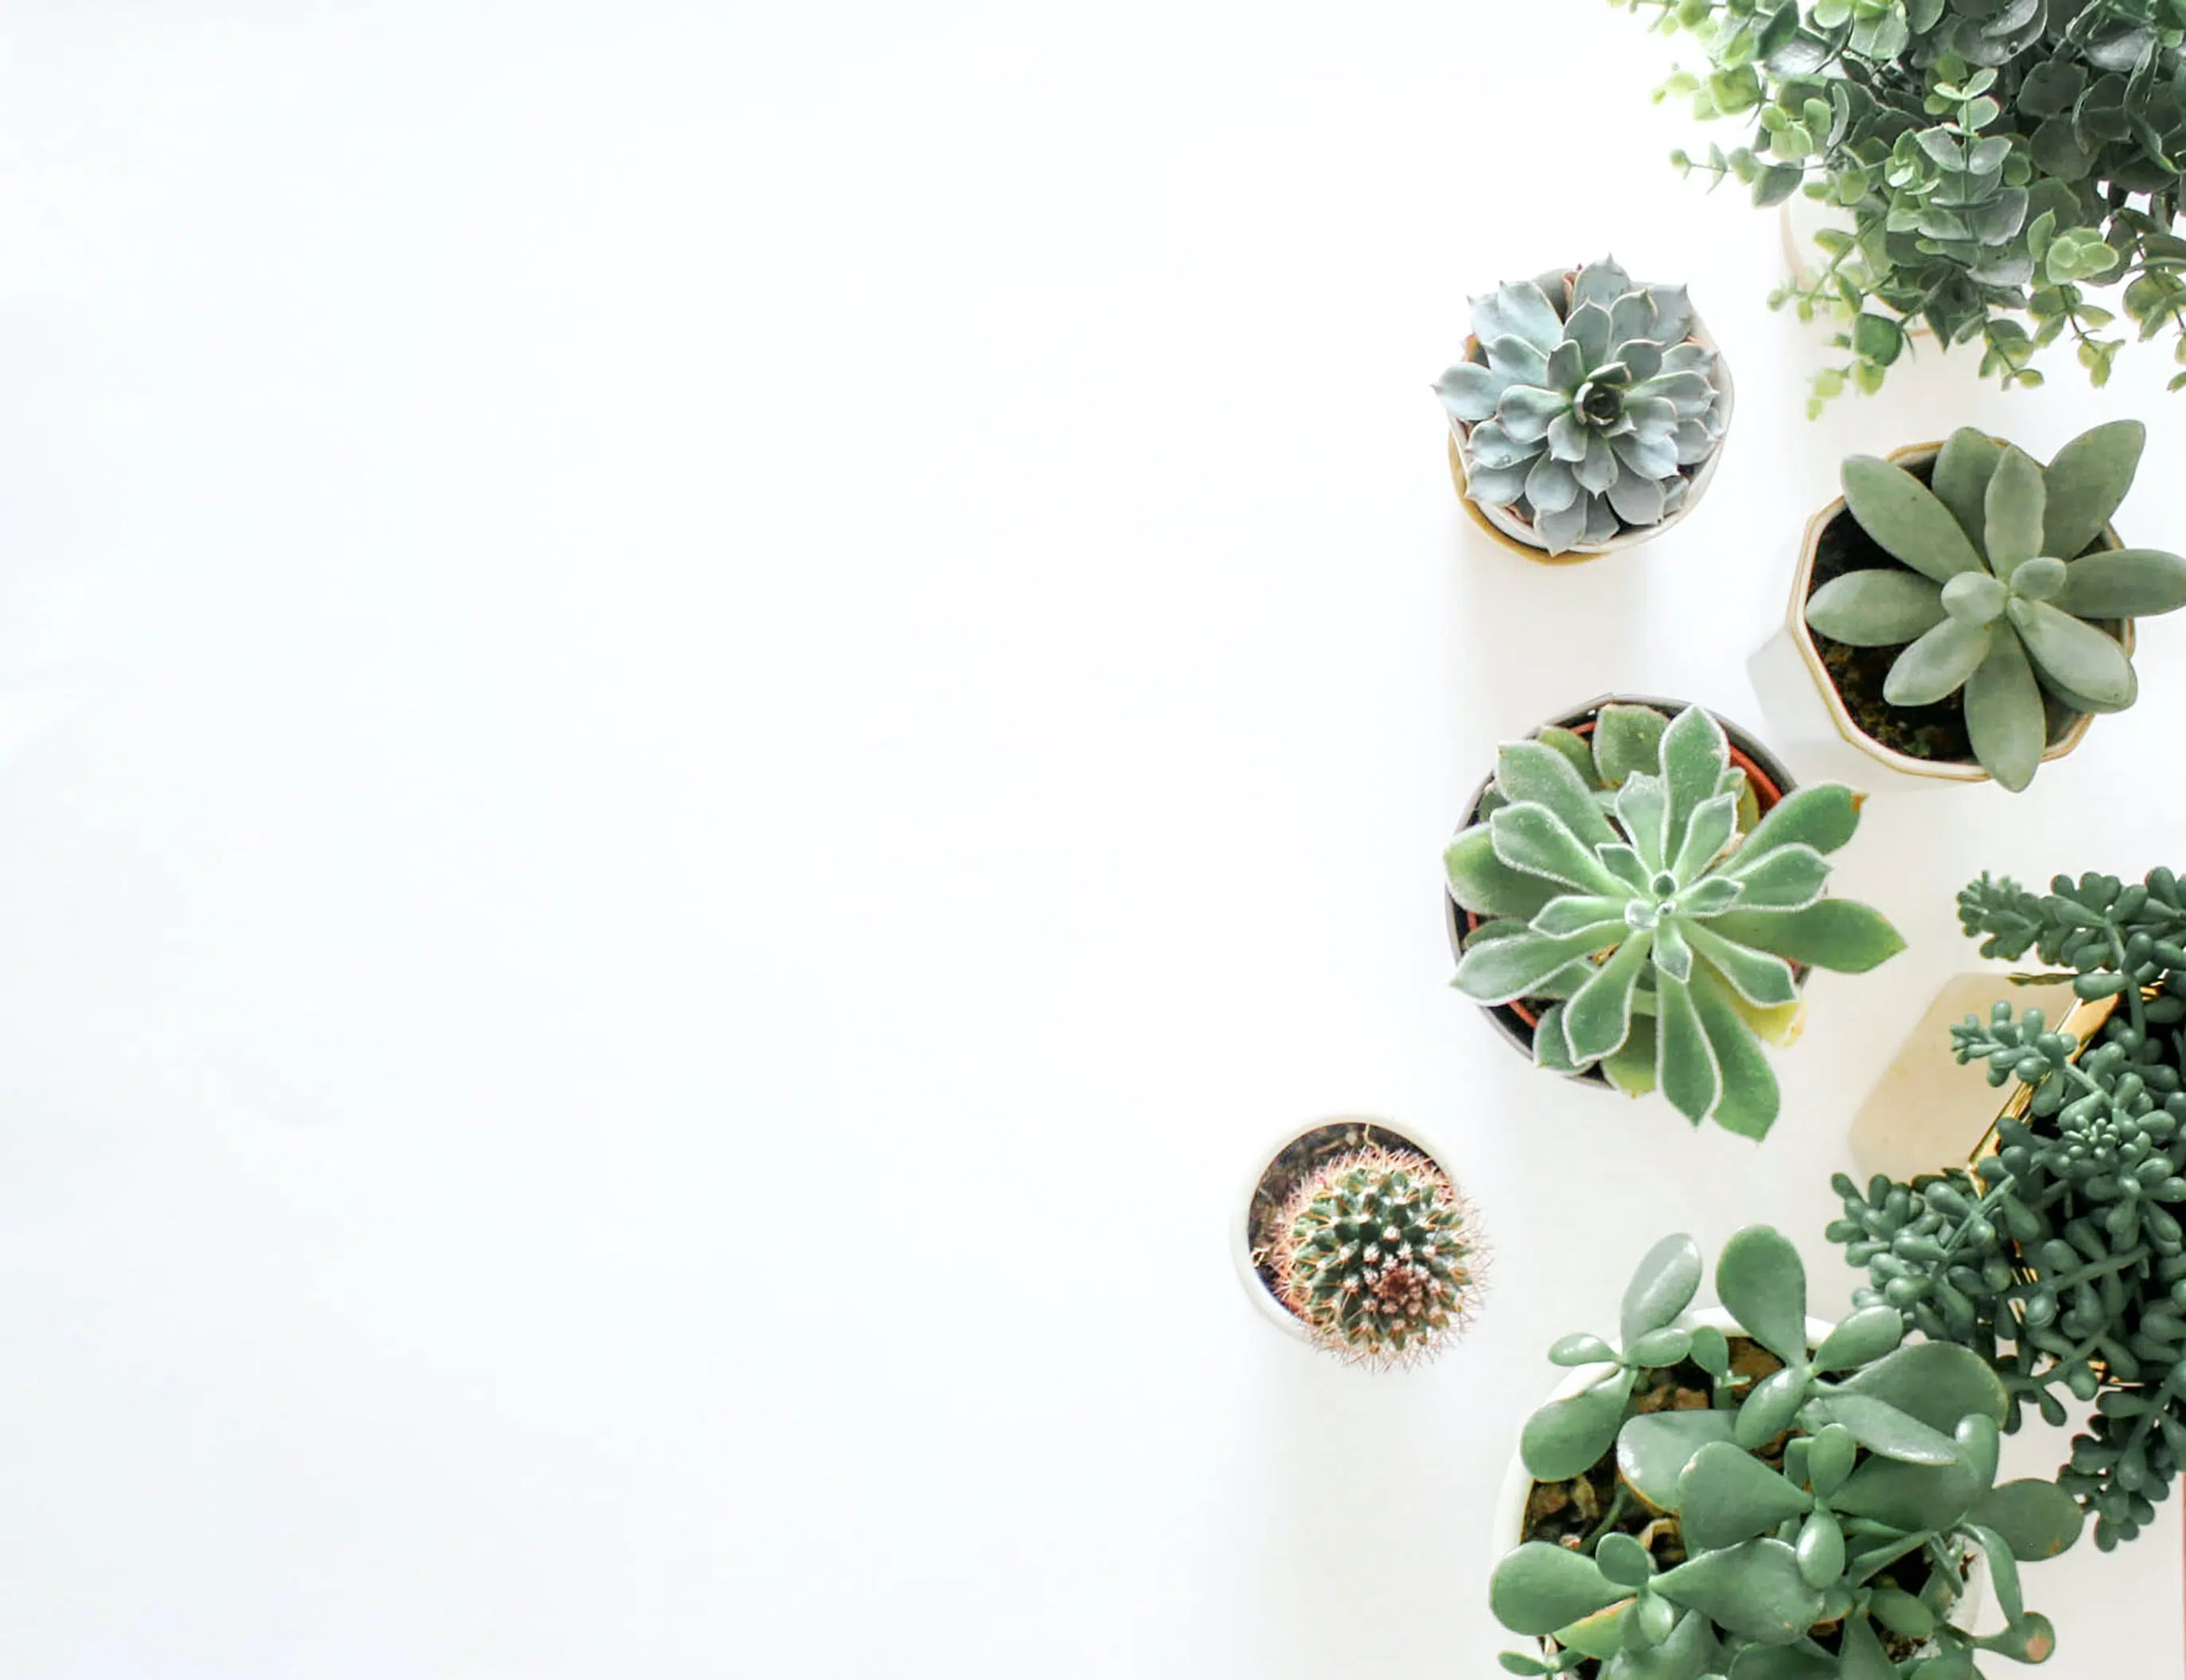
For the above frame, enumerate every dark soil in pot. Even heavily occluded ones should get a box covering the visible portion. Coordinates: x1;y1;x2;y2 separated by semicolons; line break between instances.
1805;456;2122;767
1244;1118;1433;1309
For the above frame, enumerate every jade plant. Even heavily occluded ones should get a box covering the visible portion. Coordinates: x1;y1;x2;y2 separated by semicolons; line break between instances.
1806;422;2186;790
1617;0;2186;406
1437;258;1730;553
1829;867;2186;1549
1492;1227;2081;1678
1269;1143;1484;1367
1446;703;1904;1136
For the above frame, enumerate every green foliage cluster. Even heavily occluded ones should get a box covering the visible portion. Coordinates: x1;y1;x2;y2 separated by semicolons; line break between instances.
1445;703;1904;1137
1614;0;2186;407
1492;1228;2081;1678
1829;868;2186;1549
1437;259;1730;553
1805;422;2186;789
1270;1144;1482;1367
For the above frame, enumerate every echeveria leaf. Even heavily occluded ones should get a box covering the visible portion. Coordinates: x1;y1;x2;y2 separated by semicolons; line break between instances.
1454;924;1621;1007
1562;930;1656;1063
1489;803;1628;896
1658;706;1730;864
1682;921;1799;1007
1655;970;1719;1125
1722;784;1862;863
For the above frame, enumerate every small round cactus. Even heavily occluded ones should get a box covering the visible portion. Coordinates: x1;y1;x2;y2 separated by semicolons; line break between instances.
1270;1144;1482;1367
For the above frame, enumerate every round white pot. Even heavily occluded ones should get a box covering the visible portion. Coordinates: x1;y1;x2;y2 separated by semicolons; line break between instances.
1231;1115;1462;1351
1489;1308;1990;1662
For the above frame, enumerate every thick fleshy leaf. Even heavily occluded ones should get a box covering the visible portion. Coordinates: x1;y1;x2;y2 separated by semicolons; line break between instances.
1533;895;1636;938
1829;1340;2007;1434
1454;924;1620;1006
1682;921;1798;1007
1477;280;1566;356
1678;1442;1812;1550
1617;340;1665;383
1976;1613;2057;1666
1490;804;1626;895
1499;384;1569;444
1653;1539;1823;1644
1484;333;1553;388
1545;339;1585;395
1983;445;2048;578
1562;930;1655;1062
1533;496;1589;554
1841;456;1986;582
1955;1413;1999;1488
1883;617;1993;706
1546;409;1589;464
1566;301;1612;369
1962;629;2046;792
1576;431;1619;494
1616;775;1670;874
1466;418;1531;470
1633;370;1715;418
1717;1225;1807;1364
1607;286;1655;346
1931;428;2003;555
2055;547;2186;617
1805;570;1947;646
1736;1365;1807;1449
1537;725;1593;782
1445;826;1560;919
1671;792;1737;886
1649;286;1694;345
1533;1001;1580;1073
1625;395;1677;441
1725;784;1863;864
1435;361;1511;423
1528;453;1582;515
1658;706;1728;863
1811;1305;1904;1373
1618;1410;1738;1510
1465;459;1531;507
1496;740;1619;849
1725;1647;1836;1680
1807;1394;1959;1464
1970;1480;2085;1559
2044;418;2145;558
2006;597;2135;706
1602;1013;1657;1096
1552;1600;1632;1662
1677;877;1737;917
1597;843;1651;895
1706;900;1904;972
1620;1232;1702;1345
1795;1510;1844;1592
1593;704;1668;789
1833;1452;1987;1534
1942;570;2008;624
1606;466;1667;527
1653;916;1694;982
1966;1522;2023;1624
1570;259;1630;315
1720;845;1827;911
1691;966;1779;1140
1612;429;1679;481
1838;1615;1896;1680
1655;971;1718;1125
1489;1542;1625;1635
1522;1372;1636;1482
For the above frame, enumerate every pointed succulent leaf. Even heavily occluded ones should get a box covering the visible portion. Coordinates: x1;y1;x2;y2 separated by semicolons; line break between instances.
1705;900;1904;972
1534;896;1639;938
1717;1225;1808;1363
1437;361;1511;423
1653;916;1694;982
1466;419;1532;470
1484;334;1554;388
1719;845;1826;912
1577;432;1620;493
1931;429;2003;554
1562;931;1655;1063
1616;776;1670;875
1566;301;1612;370
2005;597;2135;706
1723;785;1862;864
1805;570;1947;645
1607;468;1667;527
1882;617;1993;706
1619;1410;1737;1510
1811;1306;1904;1373
1620;1233;1702;1344
1499;385;1569;444
1612;430;1680;481
1497;740;1620;850
1678;1442;1813;1550
1658;707;1729;862
1570;259;1631;313
1836;1615;1896;1680
1676;877;1738;917
1690;966;1779;1139
1446;826;1560;920
1647;285;1694;345
1655;971;1719;1124
1607;288;1656;347
1841;456;1986;582
1466;460;1531;507
1490;1542;1627;1635
1807;1394;1959;1464
1671;792;1737;886
1522;1371;1636;1482
1547;410;1590;464
1480;280;1567;355
1828;1341;2007;1434
1598;843;1651;895
1546;340;1586;394
2043;418;2144;558
1962;630;2046;791
2055;548;2186;617
1593;705;1668;789
1490;804;1627;896
1653;1540;1824;1645
1682;921;1798;1007
1455;924;1623;1007
1528;453;1583;515
1602;1013;1657;1097
1533;496;1590;554
1983;445;2048;578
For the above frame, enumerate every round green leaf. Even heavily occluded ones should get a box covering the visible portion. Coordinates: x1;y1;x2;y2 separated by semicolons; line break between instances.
1717;1225;1810;1363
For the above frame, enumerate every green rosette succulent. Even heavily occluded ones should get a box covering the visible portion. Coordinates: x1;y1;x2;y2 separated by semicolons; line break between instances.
1807;421;2186;790
1492;1227;2081;1678
1830;867;2186;1550
1437;258;1729;554
1445;703;1904;1137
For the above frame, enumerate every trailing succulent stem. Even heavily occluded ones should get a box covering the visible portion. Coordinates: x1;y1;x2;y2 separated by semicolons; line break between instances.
1807;422;2186;790
1829;867;2186;1548
1270;1144;1483;1367
1616;0;2186;405
1492;1228;2079;1678
1445;703;1904;1136
1438;259;1729;553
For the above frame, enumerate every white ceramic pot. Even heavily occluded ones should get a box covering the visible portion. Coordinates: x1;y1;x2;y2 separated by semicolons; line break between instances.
1231;1115;1463;1351
1489;1309;1990;1662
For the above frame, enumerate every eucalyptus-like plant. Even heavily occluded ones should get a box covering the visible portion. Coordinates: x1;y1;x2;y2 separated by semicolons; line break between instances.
1446;703;1904;1136
1492;1227;2080;1678
1829;867;2186;1549
1269;1143;1484;1367
1614;0;2186;406
1437;259;1730;553
1806;421;2186;789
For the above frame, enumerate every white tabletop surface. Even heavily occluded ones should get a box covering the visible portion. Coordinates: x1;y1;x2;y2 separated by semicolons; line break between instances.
0;2;2178;1675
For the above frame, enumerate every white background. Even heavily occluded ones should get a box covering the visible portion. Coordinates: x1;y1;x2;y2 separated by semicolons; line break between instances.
0;1;2178;1674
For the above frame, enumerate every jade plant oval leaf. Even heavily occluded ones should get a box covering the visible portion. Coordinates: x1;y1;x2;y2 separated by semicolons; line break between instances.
2005;597;2135;705
2055;547;2186;617
1654;1538;1824;1645
1962;629;2046;792
1811;1305;1905;1372
1975;1612;2057;1665
1736;1364;1807;1449
1621;1233;1704;1345
1549;1332;1616;1367
1596;1532;1655;1589
1836;1613;1896;1680
1704;900;1906;974
1717;1226;1808;1363
1829;1341;2007;1433
1805;570;1948;645
1806;1422;1857;1498
1522;1371;1636;1482
1794;1509;1844;1589
1832;1451;1987;1532
1677;1441;1813;1550
1489;1542;1627;1635
2043;418;2145;559
1807;1394;1959;1464
1619;1409;1738;1510
1725;1647;1836;1680
1970;1479;2086;1559
1965;1521;2024;1624
1983;445;2048;577
1553;1599;1632;1661
1841;455;1986;583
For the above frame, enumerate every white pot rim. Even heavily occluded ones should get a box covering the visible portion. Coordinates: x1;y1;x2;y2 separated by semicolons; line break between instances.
1231;1115;1464;1352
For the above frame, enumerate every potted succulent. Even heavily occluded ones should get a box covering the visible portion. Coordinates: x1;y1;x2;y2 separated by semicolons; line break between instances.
1829;866;2186;1551
1622;0;2186;406
1436;258;1733;559
1445;698;1904;1138
1233;1117;1486;1367
1776;421;2186;790
1491;1227;2083;1678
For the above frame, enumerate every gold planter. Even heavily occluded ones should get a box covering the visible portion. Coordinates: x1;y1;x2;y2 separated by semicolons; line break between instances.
1780;441;2133;786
